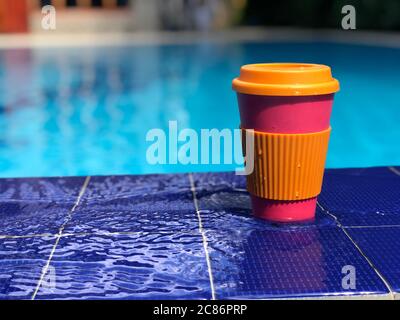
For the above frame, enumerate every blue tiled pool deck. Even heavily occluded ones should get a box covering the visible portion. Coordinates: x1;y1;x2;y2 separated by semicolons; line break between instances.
1;167;400;300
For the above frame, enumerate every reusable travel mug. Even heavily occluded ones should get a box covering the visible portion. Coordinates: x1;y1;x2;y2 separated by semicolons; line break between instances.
232;63;339;222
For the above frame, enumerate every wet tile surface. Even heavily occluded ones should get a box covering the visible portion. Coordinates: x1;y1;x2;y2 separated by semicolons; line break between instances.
0;236;55;299
35;233;211;300
1;167;400;299
0;201;71;236
0;176;85;236
64;174;197;234
193;172;390;299
82;174;191;203
0;177;85;202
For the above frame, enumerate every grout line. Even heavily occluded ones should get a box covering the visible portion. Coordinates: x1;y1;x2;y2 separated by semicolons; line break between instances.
278;292;393;300
317;201;395;300
0;233;55;239
0;230;178;240
388;166;400;176
31;235;62;299
31;176;91;300
316;201;340;225
188;173;216;300
69;176;91;216
344;225;400;229
60;231;141;238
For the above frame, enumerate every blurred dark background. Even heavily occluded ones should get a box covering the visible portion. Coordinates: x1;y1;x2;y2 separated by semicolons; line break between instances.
0;0;399;33
244;0;400;30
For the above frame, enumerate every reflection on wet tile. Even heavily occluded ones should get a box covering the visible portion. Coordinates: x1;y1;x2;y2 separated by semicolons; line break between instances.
65;174;197;234
0;235;55;260
0;236;56;299
0;168;398;300
0;260;45;300
193;172;247;192
0;177;85;202
0;176;84;236
35;233;211;300
193;172;336;230
192;172;389;298
83;174;191;202
0;201;71;235
64;207;199;235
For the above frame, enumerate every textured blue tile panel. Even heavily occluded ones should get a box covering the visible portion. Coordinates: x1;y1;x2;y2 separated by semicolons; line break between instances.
64;206;199;235
0;236;56;299
205;226;388;299
347;226;400;294
319;168;400;226
193;173;388;299
34;233;212;300
192;172;389;299
64;174;197;234
0;260;45;300
0;176;85;235
82;174;191;202
0;177;85;202
1;168;399;300
0;201;71;236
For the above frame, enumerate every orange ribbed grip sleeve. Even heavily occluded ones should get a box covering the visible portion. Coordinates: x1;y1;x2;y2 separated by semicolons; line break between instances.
242;128;331;200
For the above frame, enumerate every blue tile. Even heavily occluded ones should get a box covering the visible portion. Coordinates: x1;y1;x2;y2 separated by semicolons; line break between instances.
64;207;199;235
0;177;85;202
0;235;55;260
1;168;399;300
83;174;191;202
347;226;400;295
192;172;388;299
319;170;400;226
0;236;56;299
65;174;197;234
0;201;71;236
205;222;388;299
0;260;45;300
193;172;247;191
34;233;212;300
0;176;84;236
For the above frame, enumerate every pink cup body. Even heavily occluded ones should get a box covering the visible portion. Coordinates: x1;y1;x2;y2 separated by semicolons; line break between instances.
238;93;334;222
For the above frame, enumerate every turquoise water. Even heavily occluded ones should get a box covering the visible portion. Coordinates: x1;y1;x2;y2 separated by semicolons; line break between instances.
0;41;399;177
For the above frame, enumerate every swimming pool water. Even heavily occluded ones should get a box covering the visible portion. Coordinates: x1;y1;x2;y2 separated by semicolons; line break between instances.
0;41;399;177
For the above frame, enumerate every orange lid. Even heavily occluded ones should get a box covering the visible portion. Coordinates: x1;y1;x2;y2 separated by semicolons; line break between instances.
232;63;339;96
